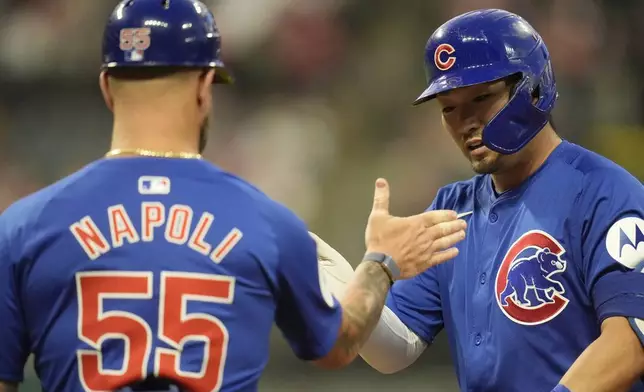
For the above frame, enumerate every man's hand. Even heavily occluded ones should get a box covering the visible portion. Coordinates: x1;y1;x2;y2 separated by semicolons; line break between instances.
309;231;355;300
313;178;466;370
365;178;466;279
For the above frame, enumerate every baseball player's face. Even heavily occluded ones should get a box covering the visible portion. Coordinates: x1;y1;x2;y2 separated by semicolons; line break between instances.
436;80;514;174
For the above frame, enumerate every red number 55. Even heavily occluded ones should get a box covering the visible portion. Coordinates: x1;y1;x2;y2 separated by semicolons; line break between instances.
76;271;234;392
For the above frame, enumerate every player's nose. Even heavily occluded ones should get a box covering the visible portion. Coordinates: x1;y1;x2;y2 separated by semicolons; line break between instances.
458;120;481;137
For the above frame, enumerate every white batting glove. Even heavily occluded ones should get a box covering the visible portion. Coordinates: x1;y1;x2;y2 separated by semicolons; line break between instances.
309;231;355;300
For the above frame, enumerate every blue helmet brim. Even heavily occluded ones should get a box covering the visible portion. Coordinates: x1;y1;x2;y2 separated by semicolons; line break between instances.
412;64;518;106
103;60;234;84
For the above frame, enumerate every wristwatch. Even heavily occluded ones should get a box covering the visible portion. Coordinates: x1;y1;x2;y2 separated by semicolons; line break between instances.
363;252;400;284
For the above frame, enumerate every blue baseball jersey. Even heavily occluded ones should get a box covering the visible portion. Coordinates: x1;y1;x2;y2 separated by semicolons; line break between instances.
0;157;342;392
387;141;644;391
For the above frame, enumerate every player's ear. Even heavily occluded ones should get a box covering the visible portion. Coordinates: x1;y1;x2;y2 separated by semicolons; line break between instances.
99;71;115;112
197;69;215;116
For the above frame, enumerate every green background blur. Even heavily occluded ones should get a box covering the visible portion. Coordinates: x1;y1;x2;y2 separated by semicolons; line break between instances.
1;0;642;390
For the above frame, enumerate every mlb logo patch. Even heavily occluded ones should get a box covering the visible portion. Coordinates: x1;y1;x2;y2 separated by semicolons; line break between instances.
124;49;145;62
138;176;170;195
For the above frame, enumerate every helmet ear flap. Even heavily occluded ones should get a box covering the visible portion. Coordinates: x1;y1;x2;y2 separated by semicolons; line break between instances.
479;63;557;155
506;73;523;93
482;75;551;154
534;62;558;112
509;65;556;113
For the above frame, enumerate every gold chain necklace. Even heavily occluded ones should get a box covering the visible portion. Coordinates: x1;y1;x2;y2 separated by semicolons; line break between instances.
105;148;202;160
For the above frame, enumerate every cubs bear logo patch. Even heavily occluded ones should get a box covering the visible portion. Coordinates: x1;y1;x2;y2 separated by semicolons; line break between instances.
495;230;569;325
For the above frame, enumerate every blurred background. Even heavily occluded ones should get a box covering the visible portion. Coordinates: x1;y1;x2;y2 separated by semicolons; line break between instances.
1;0;643;390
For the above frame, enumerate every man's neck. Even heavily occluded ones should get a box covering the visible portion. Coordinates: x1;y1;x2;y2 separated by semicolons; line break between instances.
491;127;562;193
110;116;199;155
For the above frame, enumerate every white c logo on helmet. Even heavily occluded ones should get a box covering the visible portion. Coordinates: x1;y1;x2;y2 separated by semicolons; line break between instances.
434;43;456;71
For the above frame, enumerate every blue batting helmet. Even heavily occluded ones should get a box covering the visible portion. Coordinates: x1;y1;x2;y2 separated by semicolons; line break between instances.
414;9;557;154
102;0;233;84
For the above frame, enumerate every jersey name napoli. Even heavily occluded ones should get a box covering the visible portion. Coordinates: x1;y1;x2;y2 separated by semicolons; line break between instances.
70;201;242;263
386;141;644;391
0;157;341;392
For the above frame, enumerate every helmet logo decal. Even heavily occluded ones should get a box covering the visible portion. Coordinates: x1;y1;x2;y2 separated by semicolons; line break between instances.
434;43;456;71
120;28;151;62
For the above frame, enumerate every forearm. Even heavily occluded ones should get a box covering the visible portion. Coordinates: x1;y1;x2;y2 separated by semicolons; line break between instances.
560;317;644;392
359;305;427;374
315;261;391;369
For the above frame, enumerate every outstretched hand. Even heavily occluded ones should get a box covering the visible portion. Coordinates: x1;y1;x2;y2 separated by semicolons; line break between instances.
365;178;467;280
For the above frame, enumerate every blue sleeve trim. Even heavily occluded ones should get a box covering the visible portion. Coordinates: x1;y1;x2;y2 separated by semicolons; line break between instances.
596;293;644;324
593;271;644;323
628;317;644;347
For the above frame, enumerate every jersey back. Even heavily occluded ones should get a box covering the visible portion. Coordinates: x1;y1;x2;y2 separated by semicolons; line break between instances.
0;157;341;391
